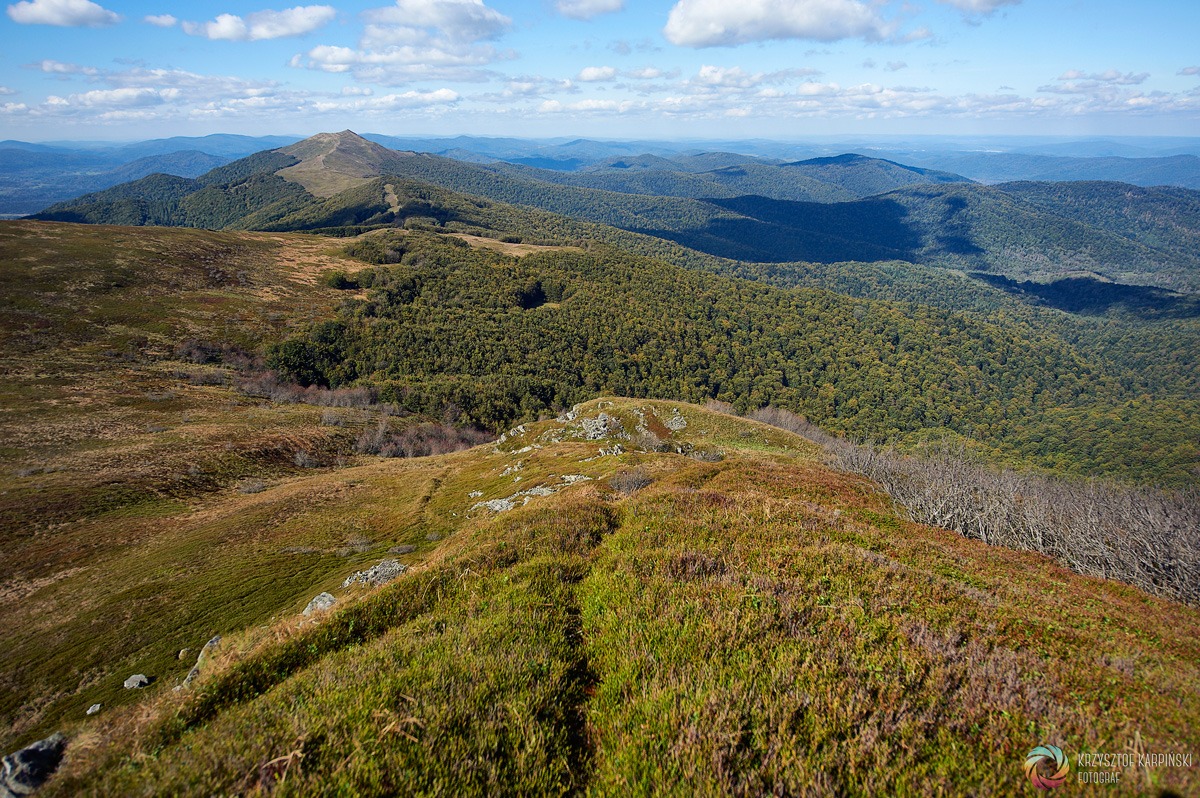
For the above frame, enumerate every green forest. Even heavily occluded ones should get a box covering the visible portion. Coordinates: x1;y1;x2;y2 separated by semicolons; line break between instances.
268;232;1200;485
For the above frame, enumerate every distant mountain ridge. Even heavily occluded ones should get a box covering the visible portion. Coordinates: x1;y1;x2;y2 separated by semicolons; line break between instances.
31;130;1200;293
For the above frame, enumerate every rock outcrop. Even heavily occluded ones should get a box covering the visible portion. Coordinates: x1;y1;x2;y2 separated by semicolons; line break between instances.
343;559;407;588
1;732;66;797
303;592;337;615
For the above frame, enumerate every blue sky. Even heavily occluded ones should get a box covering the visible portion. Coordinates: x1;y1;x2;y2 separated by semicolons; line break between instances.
1;0;1198;141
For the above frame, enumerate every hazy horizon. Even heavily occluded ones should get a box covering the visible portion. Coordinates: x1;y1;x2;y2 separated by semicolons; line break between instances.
1;0;1198;141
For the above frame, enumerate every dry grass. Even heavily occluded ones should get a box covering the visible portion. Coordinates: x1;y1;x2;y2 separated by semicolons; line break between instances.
26;399;1200;797
4;221;1198;794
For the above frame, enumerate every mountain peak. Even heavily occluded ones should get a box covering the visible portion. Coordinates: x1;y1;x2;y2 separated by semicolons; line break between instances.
276;130;413;197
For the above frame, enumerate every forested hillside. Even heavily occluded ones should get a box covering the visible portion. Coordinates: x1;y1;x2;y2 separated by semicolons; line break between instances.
266;231;1200;484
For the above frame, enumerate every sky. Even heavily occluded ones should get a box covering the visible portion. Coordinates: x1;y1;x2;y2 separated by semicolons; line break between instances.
0;0;1198;142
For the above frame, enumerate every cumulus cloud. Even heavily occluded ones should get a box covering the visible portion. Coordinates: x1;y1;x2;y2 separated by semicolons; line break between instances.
182;5;335;41
1177;66;1199;76
7;0;118;26
68;87;176;108
885;61;907;72
364;0;510;42
0;86;17;95
555;0;623;20
296;0;511;84
299;41;502;83
577;65;617;82
663;0;897;47
143;13;176;27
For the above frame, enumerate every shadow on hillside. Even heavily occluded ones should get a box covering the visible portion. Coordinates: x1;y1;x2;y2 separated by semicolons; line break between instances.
635;195;924;264
974;274;1200;318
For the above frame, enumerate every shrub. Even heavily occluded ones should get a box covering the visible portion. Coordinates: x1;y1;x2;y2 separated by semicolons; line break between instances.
608;468;652;495
834;440;1200;606
355;420;492;458
322;271;359;290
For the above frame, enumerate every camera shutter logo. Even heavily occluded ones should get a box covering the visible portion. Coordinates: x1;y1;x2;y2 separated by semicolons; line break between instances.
1024;745;1069;790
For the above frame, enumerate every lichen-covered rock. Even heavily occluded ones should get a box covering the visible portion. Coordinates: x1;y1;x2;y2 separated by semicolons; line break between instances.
343;559;407;588
123;674;149;689
580;413;624;440
664;412;688;431
1;732;66;798
303;592;337;615
181;635;222;688
472;497;517;512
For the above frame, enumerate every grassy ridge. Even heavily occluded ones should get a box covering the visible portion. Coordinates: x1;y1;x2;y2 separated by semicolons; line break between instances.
42;400;1200;796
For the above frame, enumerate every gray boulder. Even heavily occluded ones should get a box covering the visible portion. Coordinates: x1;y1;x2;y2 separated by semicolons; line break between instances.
123;674;149;689
581;413;624;440
343;559;407;588
86;704;101;716
303;592;336;616
1;732;66;797
181;635;222;688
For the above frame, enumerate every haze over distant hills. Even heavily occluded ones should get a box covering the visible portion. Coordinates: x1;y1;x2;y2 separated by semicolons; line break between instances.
5;131;1200;217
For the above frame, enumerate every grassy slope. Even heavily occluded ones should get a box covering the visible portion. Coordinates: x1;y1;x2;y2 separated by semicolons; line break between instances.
5;221;1198;795
0;220;380;747
36;398;1200;796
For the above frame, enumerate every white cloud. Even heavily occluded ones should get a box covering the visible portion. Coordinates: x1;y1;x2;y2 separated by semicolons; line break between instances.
70;87;175;107
364;0;510;42
937;0;1020;16
33;59;99;75
312;87;459;113
555;0;623;20
341;85;373;95
578;65;617;82
1;102;29;114
1041;69;1152;96
1057;69;1148;85
296;0;512;85
0;86;17;95
143;13;176;27
182;6;335;41
626;67;664;80
374;88;459;106
299;41;502;83
885;61;907;72
693;64;818;89
538;98;624;113
7;0;117;26
663;0;896;47
1181;66;1200;77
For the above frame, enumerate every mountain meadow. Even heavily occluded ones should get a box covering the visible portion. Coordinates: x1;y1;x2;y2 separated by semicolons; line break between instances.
2;131;1198;796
